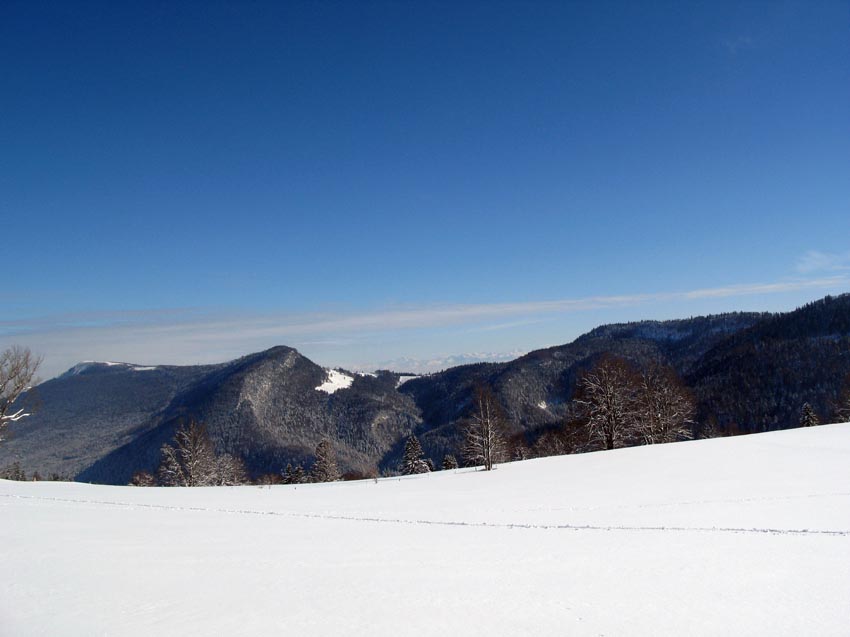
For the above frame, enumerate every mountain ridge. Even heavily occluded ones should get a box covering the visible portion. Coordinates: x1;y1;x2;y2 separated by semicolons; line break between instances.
3;294;849;483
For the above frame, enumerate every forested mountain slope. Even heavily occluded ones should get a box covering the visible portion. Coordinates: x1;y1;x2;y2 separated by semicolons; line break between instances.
3;295;850;483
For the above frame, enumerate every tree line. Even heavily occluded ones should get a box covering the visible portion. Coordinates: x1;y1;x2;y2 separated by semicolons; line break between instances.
2;343;848;484
130;421;346;487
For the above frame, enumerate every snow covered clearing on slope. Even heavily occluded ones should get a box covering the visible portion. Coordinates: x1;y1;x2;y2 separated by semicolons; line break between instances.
396;374;418;387
315;368;354;393
3;425;850;636
68;361;158;374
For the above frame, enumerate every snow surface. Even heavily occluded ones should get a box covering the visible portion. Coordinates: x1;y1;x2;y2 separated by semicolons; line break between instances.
396;374;419;387
3;425;850;636
315;368;354;394
69;361;158;374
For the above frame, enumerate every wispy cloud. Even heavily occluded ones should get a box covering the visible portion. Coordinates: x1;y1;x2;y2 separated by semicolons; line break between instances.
796;251;850;274
4;275;848;380
722;35;756;55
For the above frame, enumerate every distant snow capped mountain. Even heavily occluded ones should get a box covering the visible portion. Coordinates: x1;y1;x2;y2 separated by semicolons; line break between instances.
375;350;528;374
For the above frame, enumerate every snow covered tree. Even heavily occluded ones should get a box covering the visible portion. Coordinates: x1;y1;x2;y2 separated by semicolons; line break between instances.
462;386;507;470
0;346;41;443
156;420;219;486
290;464;307;483
836;396;850;423
634;364;695;444
311;438;340;482
577;356;638;450
799;403;819;428
442;454;459;470
216;454;249;485
282;463;308;484
401;435;430;474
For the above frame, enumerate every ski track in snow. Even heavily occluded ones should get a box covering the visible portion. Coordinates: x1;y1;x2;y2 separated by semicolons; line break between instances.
5;492;849;537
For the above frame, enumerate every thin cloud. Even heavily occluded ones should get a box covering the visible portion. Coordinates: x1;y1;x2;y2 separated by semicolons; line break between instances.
722;35;756;55
796;251;850;274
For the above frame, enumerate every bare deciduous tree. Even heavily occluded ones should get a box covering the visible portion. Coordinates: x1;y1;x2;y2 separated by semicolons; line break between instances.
462;385;507;470
0;346;42;442
216;453;249;485
577;356;638;450
634;364;695;444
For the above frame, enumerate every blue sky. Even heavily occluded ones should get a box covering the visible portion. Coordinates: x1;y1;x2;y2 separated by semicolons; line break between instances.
2;1;849;378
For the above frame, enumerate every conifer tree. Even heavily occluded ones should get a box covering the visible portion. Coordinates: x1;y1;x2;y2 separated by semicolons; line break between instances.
283;463;308;484
442;454;459;470
291;464;307;483
800;403;820;428
401;435;430;474
156;420;219;486
312;439;340;482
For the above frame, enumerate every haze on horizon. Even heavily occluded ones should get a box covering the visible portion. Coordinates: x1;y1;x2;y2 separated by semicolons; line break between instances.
2;1;848;379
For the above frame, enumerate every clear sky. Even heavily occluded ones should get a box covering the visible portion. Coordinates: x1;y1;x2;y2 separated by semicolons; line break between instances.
2;0;849;379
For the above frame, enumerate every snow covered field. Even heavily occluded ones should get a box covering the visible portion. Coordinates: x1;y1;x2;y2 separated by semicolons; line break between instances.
3;424;849;636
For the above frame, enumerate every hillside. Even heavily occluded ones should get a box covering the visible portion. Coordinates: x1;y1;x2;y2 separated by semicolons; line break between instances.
3;424;849;636
689;295;850;431
401;311;765;459
0;360;223;478
78;346;422;484
3;295;850;483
